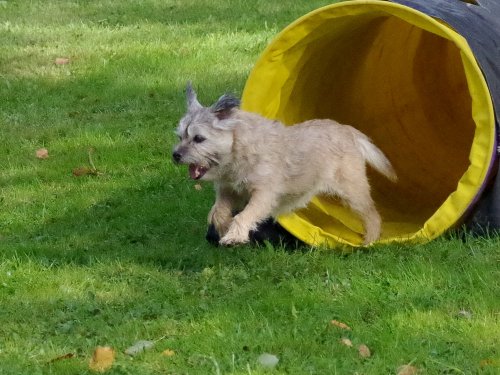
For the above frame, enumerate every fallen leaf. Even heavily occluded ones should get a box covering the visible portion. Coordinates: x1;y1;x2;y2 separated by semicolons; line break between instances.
124;340;154;356
194;184;203;191
72;167;98;177
358;344;371;358
162;349;175;357
257;353;279;369
480;358;499;368
397;364;419;375
36;148;49;159
72;148;103;176
330;320;351;330
340;337;353;347
89;346;115;372
48;353;76;363
479;359;490;368
55;57;70;65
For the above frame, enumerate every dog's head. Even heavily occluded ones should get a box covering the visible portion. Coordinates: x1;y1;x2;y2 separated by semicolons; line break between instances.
172;83;240;181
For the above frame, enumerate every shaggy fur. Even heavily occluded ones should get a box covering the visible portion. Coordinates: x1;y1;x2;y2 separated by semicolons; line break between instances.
172;83;397;246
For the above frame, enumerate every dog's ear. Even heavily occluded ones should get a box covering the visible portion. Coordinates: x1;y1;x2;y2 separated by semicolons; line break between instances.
211;94;240;120
186;81;202;111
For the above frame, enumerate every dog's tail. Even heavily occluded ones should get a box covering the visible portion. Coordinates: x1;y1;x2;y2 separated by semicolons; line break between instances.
356;136;397;182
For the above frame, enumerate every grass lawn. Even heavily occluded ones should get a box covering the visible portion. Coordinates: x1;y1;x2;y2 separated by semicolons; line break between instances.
0;0;499;373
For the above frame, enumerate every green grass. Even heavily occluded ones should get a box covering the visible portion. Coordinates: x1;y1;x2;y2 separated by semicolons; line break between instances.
0;1;499;374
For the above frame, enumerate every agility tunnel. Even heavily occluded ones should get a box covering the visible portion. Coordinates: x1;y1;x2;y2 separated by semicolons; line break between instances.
241;0;500;247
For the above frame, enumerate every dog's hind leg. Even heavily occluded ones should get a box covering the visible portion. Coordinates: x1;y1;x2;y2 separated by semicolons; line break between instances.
339;186;381;245
351;199;381;246
331;168;382;245
220;190;276;246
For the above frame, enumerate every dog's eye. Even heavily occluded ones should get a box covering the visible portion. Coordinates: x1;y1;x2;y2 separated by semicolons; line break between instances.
193;135;206;143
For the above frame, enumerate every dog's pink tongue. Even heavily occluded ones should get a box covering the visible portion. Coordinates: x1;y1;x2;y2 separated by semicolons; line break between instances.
189;164;205;180
189;164;199;179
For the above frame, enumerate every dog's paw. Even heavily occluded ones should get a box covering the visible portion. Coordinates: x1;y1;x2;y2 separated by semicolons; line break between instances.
219;232;249;246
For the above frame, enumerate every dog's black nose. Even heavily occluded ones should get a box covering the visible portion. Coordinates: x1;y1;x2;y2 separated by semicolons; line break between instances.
172;151;182;163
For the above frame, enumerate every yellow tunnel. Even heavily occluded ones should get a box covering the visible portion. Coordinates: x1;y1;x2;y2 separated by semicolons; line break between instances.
242;1;496;247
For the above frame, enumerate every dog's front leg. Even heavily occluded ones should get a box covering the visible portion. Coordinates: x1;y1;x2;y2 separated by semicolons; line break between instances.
220;190;275;246
208;186;238;237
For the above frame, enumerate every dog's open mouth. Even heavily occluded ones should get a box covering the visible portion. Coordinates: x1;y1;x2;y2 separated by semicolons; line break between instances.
189;164;208;180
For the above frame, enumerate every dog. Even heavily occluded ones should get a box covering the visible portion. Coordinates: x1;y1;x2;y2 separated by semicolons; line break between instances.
172;83;397;246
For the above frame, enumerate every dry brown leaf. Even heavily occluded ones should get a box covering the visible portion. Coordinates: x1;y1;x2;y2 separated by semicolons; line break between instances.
162;349;175;357
397;364;418;375
72;148;102;176
340;337;353;347
55;57;70;65
48;353;76;363
480;359;499;368
89;346;115;372
72;167;98;177
330;320;351;330
36;148;49;159
358;344;371;358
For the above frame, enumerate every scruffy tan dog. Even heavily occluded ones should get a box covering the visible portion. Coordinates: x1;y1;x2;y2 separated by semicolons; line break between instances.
173;83;397;246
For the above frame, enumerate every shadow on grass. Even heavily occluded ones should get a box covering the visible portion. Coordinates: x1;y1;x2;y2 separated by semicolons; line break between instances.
1;73;258;272
4;172;242;271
